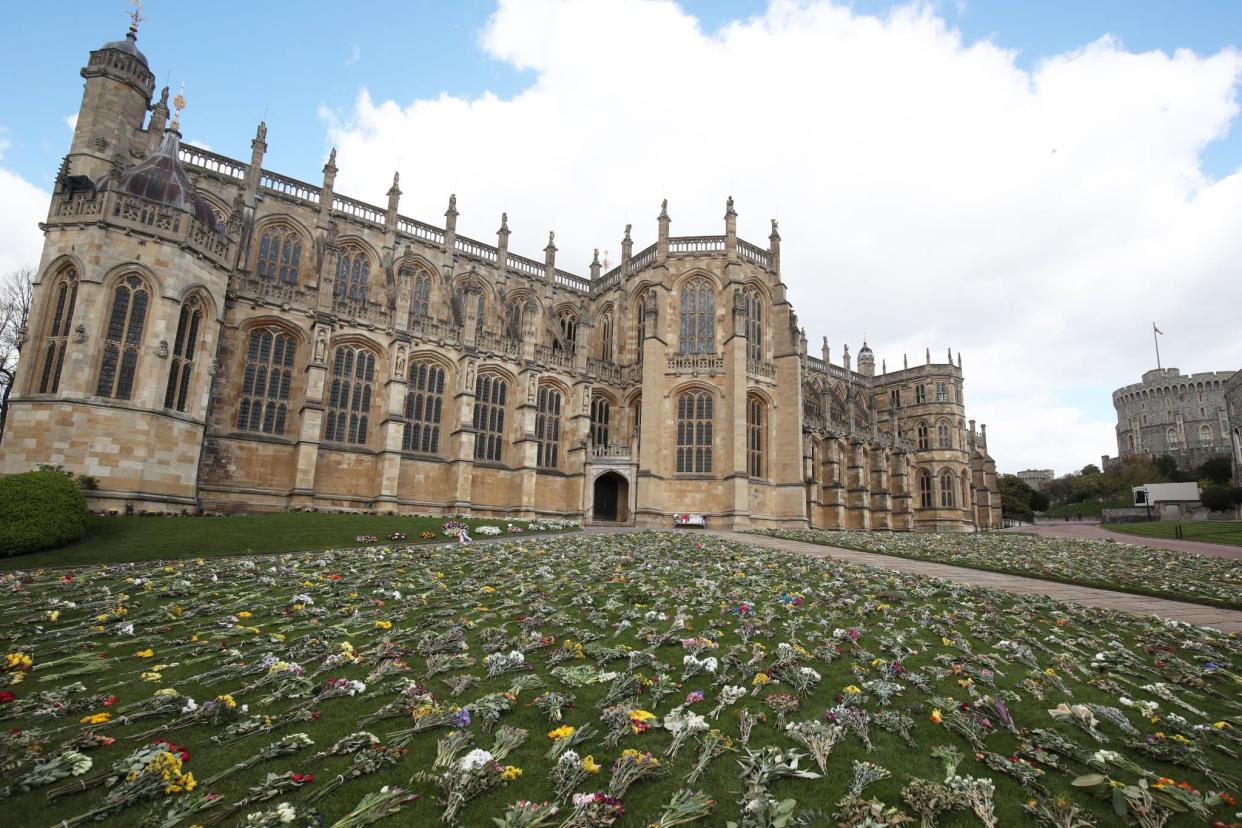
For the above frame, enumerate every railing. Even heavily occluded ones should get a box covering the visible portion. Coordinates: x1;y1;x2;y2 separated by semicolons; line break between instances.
87;191;236;267
534;344;574;372
738;239;771;268
409;314;462;344
332;194;384;226
805;355;825;372
260;170;320;204
52;193;103;218
234;275;313;307
398;216;445;246
476;329;521;358
630;243;657;273
667;352;723;372
180;145;247;180
332;295;392;326
188;216;234;260
507;253;544;279
590;443;631;459
747;359;776;380
596;265;623;293
555;269;591;293
456;234;498;263
587;358;624;384
669;235;725;254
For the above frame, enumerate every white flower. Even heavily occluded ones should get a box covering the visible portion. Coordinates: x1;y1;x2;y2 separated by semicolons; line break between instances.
276;802;297;823
460;749;495;771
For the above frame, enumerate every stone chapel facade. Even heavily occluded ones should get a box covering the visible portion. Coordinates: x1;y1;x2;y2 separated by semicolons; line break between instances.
0;27;1002;531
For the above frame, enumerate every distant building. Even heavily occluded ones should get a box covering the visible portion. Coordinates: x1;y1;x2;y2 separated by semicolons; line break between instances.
1132;482;1201;520
1104;368;1234;474
1225;370;1242;486
1015;469;1054;490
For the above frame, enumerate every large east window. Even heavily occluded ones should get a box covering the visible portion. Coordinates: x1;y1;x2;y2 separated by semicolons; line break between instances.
678;278;715;354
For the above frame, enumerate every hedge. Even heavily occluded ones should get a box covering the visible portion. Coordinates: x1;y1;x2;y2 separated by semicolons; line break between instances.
0;471;90;557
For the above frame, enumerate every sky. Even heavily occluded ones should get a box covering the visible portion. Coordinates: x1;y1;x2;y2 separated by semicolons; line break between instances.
1;0;1240;476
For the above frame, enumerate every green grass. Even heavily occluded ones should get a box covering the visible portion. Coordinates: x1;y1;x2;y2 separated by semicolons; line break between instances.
1042;500;1128;519
1105;520;1242;548
0;513;576;569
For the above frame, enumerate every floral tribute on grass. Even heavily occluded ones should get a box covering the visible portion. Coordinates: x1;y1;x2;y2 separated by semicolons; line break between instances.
1;532;1242;825
751;527;1242;608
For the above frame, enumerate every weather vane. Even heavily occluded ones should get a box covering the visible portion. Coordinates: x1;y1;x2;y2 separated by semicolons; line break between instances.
128;0;146;36
170;82;186;131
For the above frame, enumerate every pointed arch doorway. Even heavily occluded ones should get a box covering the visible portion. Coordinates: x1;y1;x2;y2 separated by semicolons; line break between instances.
592;471;629;523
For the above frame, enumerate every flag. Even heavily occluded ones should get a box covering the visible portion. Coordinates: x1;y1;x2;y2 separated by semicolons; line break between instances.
1153;323;1163;335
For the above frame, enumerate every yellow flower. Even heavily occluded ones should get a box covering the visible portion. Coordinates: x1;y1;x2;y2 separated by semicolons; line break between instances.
753;673;770;686
1043;668;1056;677
628;709;657;722
930;709;943;724
237;611;253;618
142;671;162;682
942;637;953;646
501;765;523;781
216;694;238;709
80;712;111;725
5;652;32;669
136;649;155;659
482;586;496;593
582;755;602;773
843;685;862;694
1214;721;1229;730
375;620;393;630
548;725;576;741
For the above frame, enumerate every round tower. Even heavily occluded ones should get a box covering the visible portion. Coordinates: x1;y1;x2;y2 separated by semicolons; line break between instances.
68;19;156;179
857;341;875;377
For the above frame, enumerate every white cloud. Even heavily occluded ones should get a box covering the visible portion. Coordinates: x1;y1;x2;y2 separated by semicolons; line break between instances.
321;1;1241;474
0;165;47;277
65;114;78;131
185;138;212;151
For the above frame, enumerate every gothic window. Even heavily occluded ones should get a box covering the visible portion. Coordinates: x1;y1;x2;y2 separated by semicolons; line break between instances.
803;387;823;423
919;469;933;508
747;395;765;478
95;274;149;400
1127;433;1135;450
742;287;763;362
1167;427;1177;444
553;310;577;354
411;272;432;319
635;290;648;363
676;389;714;473
1199;424;1212;442
937;420;951;449
632;397;642;436
36;267;78;394
163;295;204;412
916;422;929;450
935;382;947;402
915;385;926;404
402;360;445;454
256;224;302;284
455;287;485;333
536;385;563;468
590;395;611;446
335;244;371;301
473;374;508;462
324;346;375;444
505;296;526;339
678;278;715;354
599;311;614;363
940;470;956;508
889;388;900;409
237;327;296;434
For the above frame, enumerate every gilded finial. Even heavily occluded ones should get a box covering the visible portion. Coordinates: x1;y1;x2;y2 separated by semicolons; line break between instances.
170;82;186;131
127;0;145;39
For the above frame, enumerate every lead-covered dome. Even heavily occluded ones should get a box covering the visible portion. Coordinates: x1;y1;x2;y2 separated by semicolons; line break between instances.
99;30;148;66
115;129;218;228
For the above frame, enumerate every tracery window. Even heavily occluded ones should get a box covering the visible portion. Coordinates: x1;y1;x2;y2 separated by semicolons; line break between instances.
889;388;900;409
937;421;951;449
915;385;926;404
256;224;302;284
473;374;508;462
599;311;614;363
747;395;765;478
95;274;149;400
678;278;715;354
590;395;611;446
411;272;432;319
505;296;526;339
455;287;485;333
940;469;956;508
676;389;713;473
935;382;948;402
803;387;823;423
536;385;563;469
1167;427;1177;444
742;287;763;362
919;469;933;508
1199;424;1212;442
163;295;203;412
37;267;78;394
553;310;577;354
237;327;296;434
402;360;445;454
916;422;929;450
334;244;370;301
324;346;375;445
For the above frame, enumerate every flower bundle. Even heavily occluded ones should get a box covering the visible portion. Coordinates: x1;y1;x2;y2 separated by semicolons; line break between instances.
785;719;844;773
607;749;667;798
662;705;709;758
201;732;314;787
685;728;733;785
305;743;404;804
532;690;574;723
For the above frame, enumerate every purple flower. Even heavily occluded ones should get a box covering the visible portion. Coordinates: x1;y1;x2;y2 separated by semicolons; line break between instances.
686;691;705;704
452;708;472;728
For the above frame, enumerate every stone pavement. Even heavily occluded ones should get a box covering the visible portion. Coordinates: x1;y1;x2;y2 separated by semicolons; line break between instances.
697;529;1242;633
1013;519;1242;560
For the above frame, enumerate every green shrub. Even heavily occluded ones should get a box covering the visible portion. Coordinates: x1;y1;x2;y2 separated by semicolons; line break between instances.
0;471;90;557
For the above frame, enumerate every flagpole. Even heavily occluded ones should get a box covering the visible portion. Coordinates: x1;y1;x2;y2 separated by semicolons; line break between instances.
1153;324;1162;370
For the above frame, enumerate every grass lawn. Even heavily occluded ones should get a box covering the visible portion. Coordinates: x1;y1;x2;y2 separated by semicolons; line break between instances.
1106;520;1242;548
0;513;577;570
1;532;1240;826
1042;500;1129;519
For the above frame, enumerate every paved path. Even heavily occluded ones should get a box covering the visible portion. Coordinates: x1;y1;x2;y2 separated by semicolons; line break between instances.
704;530;1242;633
1011;519;1242;560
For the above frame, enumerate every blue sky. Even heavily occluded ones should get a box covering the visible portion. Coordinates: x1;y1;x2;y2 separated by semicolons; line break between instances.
3;1;1240;187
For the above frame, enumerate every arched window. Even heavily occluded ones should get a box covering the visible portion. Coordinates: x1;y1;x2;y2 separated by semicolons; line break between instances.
96;274;149;400
962;475;970;507
919;469;933;508
505;296;526;339
335;244;370;301
324;346;375;444
889;388;900;409
402;360;445;453
916;422;929;450
742;287;763;362
237;327;296;434
940;470;956;508
1199;424;1212;442
676;389;713;473
256;224;302;284
473;374;508;462
36;267;78;394
747;395;765;478
411;272;432;319
635;290;648;364
163;295;204;412
536;385;563;469
937;421;951;449
553;310;577;354
455;286;485;333
599;311;614;363
679;278;715;354
1167;427;1177;445
1127;433;1135;450
591;395;611;446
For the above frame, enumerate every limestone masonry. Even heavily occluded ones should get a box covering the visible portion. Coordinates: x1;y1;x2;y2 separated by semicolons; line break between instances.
0;26;1002;530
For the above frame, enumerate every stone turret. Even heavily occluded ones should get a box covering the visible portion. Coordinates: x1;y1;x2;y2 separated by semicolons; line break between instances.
857;341;875;377
71;19;157;179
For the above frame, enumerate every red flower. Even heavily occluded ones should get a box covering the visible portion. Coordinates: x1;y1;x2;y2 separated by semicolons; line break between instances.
0;692;15;704
292;773;315;783
102;695;119;707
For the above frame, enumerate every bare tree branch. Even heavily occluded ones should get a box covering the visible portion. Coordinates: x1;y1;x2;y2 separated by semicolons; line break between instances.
0;267;35;441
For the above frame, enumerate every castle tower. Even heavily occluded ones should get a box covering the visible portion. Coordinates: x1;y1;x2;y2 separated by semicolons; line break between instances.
857;341;875;377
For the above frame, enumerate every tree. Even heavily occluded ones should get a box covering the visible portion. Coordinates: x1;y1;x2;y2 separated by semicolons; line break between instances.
999;474;1037;520
1153;454;1186;482
0;267;34;442
1201;485;1233;512
1080;463;1101;476
1029;489;1051;512
1195;455;1233;486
